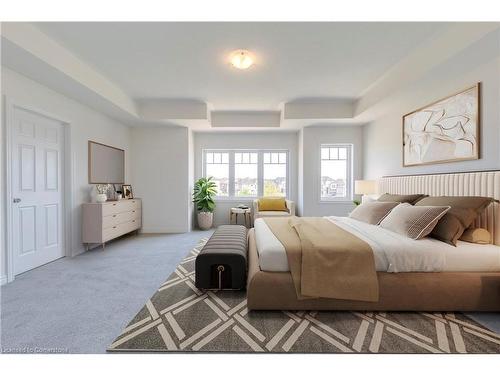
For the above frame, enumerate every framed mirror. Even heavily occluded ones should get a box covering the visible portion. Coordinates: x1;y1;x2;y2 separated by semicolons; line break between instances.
88;141;125;184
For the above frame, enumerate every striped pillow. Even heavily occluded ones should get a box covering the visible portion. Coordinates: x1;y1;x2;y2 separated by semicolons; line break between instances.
379;203;450;240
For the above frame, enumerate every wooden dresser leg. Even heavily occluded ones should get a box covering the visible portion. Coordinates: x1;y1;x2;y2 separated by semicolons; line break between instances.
102;242;105;251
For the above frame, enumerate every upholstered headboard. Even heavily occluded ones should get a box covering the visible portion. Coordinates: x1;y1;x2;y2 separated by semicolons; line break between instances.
378;171;500;245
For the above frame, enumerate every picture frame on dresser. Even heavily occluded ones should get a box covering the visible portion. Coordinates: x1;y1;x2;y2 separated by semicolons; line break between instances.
122;184;133;199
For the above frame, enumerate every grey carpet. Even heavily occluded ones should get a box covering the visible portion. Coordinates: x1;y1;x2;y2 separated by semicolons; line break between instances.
109;240;500;353
1;229;499;354
0;230;213;354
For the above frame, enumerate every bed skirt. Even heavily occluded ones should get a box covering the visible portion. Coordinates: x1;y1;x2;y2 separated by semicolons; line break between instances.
246;229;500;311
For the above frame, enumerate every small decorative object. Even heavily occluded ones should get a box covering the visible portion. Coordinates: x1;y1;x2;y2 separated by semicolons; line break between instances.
354;180;377;205
237;204;249;209
193;177;217;230
122;185;133;199
403;83;480;167
95;184;110;203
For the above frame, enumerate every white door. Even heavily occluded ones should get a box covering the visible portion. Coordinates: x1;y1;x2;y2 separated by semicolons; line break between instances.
11;106;64;275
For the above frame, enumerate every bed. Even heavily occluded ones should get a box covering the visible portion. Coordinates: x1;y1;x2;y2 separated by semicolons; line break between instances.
246;170;500;311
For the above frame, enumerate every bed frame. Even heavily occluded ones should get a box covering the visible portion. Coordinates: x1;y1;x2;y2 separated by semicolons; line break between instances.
247;170;500;311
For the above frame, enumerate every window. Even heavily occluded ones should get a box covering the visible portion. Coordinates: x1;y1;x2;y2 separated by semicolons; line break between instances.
234;152;258;197
263;152;287;197
205;152;229;196
203;150;288;199
320;144;352;201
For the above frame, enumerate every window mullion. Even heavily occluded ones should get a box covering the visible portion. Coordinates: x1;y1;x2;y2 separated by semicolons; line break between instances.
258;151;264;197
229;151;235;198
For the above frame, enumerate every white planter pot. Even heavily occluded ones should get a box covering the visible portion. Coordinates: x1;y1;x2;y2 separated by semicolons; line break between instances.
197;212;213;230
96;194;108;203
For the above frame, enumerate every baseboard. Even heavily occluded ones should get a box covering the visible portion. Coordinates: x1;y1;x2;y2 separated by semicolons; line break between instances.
0;275;7;286
141;226;188;234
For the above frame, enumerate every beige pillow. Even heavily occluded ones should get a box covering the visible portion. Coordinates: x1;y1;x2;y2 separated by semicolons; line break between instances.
379;203;450;240
378;193;428;205
349;202;399;225
415;196;494;246
460;228;491;244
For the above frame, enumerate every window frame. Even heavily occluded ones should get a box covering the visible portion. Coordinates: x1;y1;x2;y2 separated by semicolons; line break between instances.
319;144;353;203
202;149;290;201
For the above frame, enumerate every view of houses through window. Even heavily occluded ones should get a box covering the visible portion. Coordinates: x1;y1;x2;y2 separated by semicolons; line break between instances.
204;150;288;198
235;152;258;196
320;144;352;200
205;152;229;196
263;152;287;197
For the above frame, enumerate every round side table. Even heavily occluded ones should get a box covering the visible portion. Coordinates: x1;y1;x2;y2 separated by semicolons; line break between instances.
230;207;251;227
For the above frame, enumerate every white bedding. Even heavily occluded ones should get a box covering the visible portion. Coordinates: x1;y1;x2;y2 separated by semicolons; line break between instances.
254;217;500;273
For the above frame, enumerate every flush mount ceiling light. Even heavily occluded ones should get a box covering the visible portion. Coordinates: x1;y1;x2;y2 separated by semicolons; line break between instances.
229;49;254;70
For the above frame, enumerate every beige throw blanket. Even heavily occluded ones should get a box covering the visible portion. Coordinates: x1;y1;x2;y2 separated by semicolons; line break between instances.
263;217;379;302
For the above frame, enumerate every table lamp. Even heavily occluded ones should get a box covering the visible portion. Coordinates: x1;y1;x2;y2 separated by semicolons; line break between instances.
354;180;377;205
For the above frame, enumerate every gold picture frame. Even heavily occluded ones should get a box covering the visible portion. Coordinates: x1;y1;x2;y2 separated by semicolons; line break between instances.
122;185;133;199
402;83;480;167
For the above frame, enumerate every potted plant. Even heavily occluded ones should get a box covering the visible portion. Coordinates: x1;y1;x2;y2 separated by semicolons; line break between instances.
193;177;218;230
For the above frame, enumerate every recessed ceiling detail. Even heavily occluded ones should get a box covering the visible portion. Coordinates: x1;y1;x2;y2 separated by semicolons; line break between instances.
3;22;498;130
211;111;280;127
283;98;355;119
138;99;208;120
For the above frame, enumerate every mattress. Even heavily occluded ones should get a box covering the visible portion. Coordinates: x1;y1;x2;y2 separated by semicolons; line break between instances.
254;216;500;273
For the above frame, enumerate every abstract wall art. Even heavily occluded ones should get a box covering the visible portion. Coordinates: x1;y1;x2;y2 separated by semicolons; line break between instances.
403;83;480;166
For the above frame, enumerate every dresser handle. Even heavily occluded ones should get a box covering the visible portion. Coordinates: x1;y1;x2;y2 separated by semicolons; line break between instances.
113;215;117;217
113;203;117;206
132;220;136;222
113;226;117;229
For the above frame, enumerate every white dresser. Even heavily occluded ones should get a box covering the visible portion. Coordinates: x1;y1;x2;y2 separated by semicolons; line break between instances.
82;199;142;249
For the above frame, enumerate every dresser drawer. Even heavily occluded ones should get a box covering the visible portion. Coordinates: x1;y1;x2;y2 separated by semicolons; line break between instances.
102;199;141;216
102;209;141;229
103;218;141;242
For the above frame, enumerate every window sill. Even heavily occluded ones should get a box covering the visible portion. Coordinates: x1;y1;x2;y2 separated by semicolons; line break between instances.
215;197;289;203
318;200;354;205
215;197;256;202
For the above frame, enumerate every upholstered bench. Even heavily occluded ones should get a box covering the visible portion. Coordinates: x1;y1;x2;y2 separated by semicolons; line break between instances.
195;225;248;290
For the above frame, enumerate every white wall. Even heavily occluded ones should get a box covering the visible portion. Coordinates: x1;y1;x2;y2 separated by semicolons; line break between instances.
130;126;191;233
1;67;133;282
301;125;364;217
187;129;194;230
296;128;304;216
363;30;500;179
193;131;299;227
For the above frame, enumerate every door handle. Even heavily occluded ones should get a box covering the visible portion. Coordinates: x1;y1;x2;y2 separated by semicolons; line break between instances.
13;198;21;203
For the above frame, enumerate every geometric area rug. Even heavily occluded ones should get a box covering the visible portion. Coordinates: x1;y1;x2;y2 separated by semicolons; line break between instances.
108;239;500;353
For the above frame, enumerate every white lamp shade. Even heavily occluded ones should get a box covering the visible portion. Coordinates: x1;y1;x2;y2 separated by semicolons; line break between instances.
355;180;377;195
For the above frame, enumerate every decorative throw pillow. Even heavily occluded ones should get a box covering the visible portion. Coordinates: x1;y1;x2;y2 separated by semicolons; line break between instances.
349;202;400;225
258;198;288;212
459;228;491;244
379;203;450;240
377;193;428;205
415;196;494;246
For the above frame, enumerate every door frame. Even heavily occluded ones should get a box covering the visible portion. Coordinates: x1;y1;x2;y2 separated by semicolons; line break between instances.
4;97;74;283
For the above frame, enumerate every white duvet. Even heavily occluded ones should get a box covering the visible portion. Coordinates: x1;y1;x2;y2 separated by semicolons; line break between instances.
254;216;500;273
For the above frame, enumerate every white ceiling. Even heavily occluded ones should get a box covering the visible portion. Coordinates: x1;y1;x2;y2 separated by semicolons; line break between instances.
34;22;446;111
